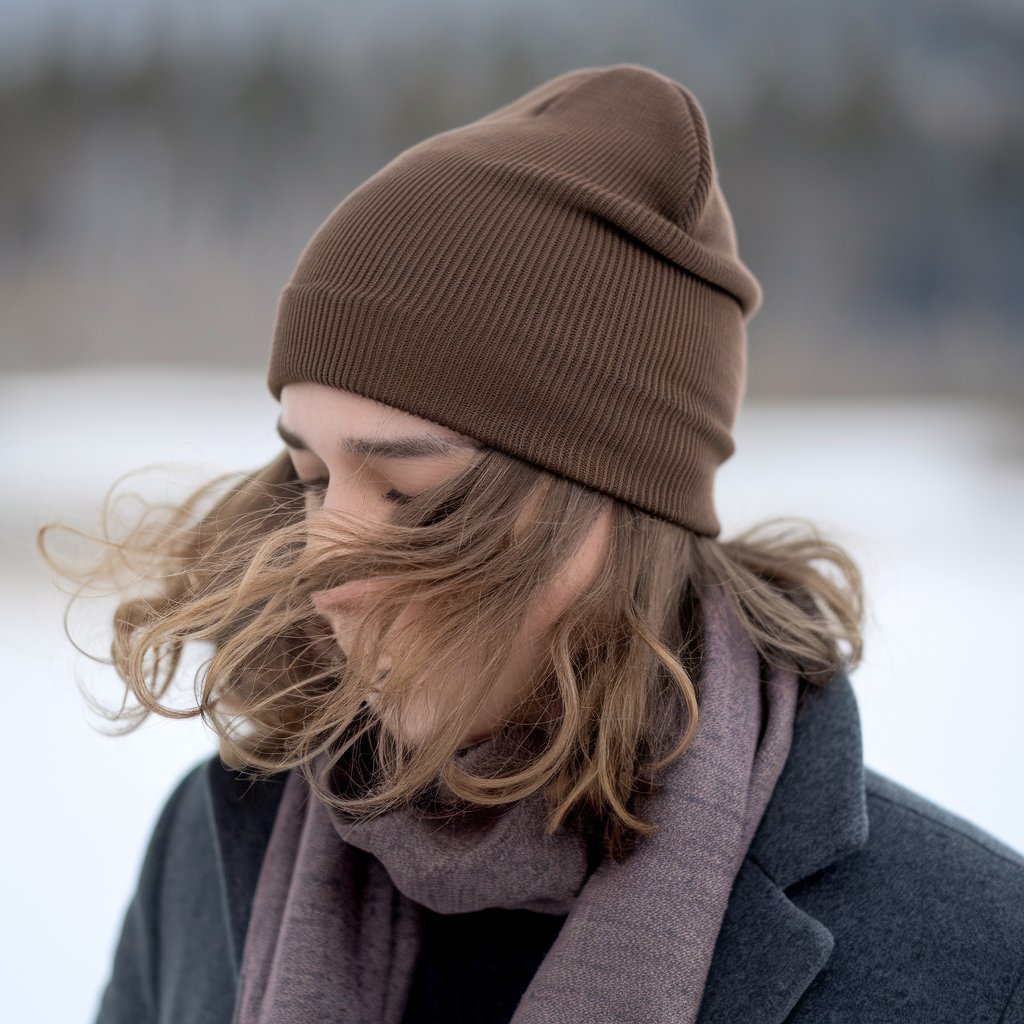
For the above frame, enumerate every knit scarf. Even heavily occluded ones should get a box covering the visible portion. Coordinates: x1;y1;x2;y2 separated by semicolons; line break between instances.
232;585;800;1023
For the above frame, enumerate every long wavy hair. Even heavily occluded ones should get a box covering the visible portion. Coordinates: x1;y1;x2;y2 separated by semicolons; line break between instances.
38;439;865;861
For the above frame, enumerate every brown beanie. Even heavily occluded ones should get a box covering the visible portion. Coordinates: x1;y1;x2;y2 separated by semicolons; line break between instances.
268;63;762;537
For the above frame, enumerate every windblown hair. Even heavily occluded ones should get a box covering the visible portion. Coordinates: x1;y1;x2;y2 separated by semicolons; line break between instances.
38;442;865;861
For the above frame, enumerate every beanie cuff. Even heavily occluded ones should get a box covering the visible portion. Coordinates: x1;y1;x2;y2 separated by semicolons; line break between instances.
269;281;734;537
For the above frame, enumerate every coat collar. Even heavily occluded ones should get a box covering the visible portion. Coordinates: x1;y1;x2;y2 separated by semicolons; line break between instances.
205;671;869;1021
696;670;869;1022
204;755;289;972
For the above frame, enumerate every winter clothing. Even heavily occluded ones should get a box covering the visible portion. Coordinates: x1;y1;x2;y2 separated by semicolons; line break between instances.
267;63;762;537
233;586;799;1024
93;668;1024;1023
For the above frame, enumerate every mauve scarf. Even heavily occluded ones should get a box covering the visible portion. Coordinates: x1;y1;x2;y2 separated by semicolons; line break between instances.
232;585;800;1023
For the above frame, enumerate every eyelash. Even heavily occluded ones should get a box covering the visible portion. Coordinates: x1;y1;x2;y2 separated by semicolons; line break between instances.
295;478;414;505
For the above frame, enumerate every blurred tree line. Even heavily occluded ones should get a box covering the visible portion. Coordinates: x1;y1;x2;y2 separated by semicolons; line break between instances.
1;0;1021;398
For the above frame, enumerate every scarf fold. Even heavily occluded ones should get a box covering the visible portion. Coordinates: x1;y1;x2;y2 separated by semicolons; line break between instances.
233;585;800;1023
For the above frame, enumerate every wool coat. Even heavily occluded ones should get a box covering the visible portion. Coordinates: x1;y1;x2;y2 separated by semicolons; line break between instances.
93;671;1024;1023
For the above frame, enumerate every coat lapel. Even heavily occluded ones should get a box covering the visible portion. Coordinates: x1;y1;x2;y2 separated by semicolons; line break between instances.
695;671;870;1023
205;670;870;1021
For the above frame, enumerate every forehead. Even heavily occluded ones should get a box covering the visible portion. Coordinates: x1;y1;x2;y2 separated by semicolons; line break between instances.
278;382;479;446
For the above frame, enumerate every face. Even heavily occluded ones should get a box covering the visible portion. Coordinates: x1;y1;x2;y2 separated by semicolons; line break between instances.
278;382;612;749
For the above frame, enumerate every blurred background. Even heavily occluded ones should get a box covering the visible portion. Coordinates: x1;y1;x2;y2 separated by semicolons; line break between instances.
2;1;1022;1021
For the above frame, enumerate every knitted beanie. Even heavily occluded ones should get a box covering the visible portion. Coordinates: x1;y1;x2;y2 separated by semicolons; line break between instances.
267;63;762;537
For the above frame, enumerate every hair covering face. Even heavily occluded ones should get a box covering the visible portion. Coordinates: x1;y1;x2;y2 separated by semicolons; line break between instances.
232;585;799;1024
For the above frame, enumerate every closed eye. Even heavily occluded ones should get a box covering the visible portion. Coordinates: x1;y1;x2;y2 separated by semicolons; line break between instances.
295;478;413;505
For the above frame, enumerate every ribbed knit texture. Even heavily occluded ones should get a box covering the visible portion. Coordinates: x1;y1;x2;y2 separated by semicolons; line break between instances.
267;63;763;536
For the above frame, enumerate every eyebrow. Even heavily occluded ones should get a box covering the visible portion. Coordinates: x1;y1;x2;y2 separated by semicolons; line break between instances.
276;418;484;459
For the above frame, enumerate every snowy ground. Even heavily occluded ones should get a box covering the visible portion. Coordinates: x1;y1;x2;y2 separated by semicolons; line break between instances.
2;369;1022;1023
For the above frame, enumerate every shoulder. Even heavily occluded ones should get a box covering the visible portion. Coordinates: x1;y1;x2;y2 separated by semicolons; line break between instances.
790;767;1024;1022
96;754;286;1024
863;767;1024;876
96;757;232;1023
859;768;1024;936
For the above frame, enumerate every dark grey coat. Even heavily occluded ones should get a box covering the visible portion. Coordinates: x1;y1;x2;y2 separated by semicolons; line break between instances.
93;672;1024;1022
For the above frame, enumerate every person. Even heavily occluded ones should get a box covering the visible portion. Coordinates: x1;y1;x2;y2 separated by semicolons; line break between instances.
40;63;1024;1024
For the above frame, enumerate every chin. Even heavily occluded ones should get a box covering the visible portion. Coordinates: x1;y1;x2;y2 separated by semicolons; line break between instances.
368;692;488;752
